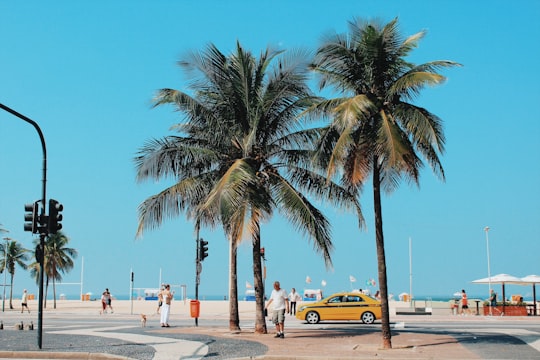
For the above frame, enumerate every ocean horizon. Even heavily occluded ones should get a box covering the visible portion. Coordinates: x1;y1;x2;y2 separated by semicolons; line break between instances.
22;293;528;303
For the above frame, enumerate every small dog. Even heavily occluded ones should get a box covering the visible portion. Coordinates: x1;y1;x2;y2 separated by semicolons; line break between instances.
140;314;147;327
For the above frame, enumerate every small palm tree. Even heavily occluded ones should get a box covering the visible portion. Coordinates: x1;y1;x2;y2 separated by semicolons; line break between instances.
311;18;460;348
0;238;29;309
29;232;77;309
45;232;77;309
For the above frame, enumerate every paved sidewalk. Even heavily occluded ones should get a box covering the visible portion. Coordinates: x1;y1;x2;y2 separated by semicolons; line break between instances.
1;302;539;359
172;319;480;359
0;315;486;359
0;323;477;360
0;316;479;360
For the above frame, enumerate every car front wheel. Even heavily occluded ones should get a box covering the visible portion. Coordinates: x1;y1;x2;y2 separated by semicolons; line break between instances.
361;311;375;324
306;311;320;324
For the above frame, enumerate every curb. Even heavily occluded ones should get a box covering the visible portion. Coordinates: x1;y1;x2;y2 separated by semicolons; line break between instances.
0;351;132;360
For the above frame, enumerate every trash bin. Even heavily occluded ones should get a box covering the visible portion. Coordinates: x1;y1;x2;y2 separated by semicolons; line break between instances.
190;300;200;318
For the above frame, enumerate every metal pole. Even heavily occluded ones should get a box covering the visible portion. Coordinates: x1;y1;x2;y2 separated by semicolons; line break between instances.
0;103;47;348
80;256;84;301
484;226;492;315
195;220;200;327
130;269;133;315
484;227;491;293
409;237;413;308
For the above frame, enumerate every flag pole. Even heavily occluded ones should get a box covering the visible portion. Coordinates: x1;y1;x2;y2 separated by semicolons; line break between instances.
409;237;413;308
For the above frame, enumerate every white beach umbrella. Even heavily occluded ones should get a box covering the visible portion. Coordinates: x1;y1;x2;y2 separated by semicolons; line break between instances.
521;274;540;283
520;275;540;315
472;273;523;309
472;273;523;284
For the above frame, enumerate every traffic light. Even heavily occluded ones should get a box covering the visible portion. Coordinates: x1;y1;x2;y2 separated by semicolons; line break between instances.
24;202;39;233
48;199;63;234
199;238;209;261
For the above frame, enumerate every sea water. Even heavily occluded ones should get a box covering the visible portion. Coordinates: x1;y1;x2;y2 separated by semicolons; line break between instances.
46;293;534;302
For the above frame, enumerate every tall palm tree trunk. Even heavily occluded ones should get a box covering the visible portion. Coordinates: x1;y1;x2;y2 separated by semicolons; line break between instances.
53;278;57;309
9;275;14;309
228;236;240;331
373;159;392;349
252;225;267;334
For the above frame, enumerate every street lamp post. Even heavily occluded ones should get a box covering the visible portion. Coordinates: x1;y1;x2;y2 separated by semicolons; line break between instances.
484;226;492;315
484;227;491;292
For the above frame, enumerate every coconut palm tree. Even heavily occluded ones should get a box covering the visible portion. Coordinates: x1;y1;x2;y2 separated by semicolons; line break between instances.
136;42;362;334
0;238;29;309
45;231;77;309
135;52;245;330
310;18;460;348
29;232;77;309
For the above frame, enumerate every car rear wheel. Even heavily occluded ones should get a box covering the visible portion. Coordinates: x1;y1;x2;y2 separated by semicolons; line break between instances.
306;311;320;324
361;311;375;324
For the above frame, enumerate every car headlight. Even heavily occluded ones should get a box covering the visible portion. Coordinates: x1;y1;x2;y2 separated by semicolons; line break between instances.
298;306;308;312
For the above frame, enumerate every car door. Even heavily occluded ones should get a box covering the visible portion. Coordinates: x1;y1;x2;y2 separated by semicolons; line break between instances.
346;295;364;320
321;295;347;320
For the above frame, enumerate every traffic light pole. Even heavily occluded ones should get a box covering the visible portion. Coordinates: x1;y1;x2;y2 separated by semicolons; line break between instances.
0;103;47;349
195;220;200;327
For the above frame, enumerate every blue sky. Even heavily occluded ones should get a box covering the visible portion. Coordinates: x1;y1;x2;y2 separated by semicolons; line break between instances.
1;1;539;302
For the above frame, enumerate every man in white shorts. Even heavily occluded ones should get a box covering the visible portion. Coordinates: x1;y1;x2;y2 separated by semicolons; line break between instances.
265;281;289;338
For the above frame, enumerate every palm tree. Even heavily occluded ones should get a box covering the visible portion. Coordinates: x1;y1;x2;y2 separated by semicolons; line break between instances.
310;18;460;348
136;42;362;334
135;67;244;330
29;232;77;309
45;232;77;309
0;238;29;309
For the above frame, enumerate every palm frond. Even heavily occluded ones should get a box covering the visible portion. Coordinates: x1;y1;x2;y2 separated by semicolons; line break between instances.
269;174;333;268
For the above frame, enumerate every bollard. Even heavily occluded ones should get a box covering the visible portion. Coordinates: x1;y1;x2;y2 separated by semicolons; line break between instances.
0;321;3;330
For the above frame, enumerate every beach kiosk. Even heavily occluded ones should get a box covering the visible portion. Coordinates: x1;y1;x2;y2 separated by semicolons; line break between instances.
244;289;256;301
303;289;323;301
144;289;159;301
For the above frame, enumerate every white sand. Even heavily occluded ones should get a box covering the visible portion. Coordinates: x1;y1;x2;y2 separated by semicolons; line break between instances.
17;298;455;319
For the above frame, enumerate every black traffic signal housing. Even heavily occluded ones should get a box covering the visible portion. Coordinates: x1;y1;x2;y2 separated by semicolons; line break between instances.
48;199;63;234
24;202;39;233
199;238;209;261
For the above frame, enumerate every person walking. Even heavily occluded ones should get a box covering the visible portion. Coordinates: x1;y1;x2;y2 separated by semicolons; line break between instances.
100;289;108;314
265;281;289;338
105;288;114;313
160;284;172;327
461;289;471;315
156;285;164;314
288;288;301;315
489;289;497;306
21;289;30;313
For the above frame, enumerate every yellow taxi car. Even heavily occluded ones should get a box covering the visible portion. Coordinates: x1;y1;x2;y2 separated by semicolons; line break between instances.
296;292;382;324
